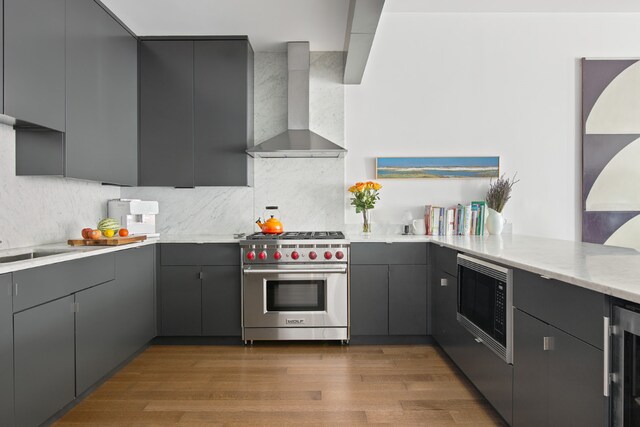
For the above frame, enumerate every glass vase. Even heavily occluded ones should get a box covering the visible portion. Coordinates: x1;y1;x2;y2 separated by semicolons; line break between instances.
362;209;372;235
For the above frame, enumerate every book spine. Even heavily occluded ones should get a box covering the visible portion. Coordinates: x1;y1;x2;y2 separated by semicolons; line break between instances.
463;205;472;235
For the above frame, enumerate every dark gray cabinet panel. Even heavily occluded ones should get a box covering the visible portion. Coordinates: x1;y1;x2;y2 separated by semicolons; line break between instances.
202;266;241;335
432;268;467;356
160;266;202;335
65;0;138;185
194;40;251;186
0;275;13;426
548;325;604;427
513;308;605;427
514;268;605;349
161;243;240;266
513;309;548;427
76;246;155;394
75;279;124;394
14;295;75;427
4;0;66;131
139;40;195;187
351;243;427;265
350;265;388;335
13;253;115;312
389;265;427;335
433;244;458;277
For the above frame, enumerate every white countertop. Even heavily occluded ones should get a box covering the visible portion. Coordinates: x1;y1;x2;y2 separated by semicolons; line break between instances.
2;232;640;305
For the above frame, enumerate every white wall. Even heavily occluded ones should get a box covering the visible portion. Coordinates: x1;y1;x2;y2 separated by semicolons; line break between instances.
0;124;120;249
345;12;640;240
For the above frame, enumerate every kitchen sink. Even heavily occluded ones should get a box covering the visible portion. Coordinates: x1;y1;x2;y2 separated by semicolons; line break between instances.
0;250;75;264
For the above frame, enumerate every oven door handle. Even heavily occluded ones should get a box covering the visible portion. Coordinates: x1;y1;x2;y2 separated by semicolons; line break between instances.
243;266;348;275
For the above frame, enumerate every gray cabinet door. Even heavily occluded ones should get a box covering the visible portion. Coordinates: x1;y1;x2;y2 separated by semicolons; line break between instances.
513;309;548;427
65;0;138;185
0;275;12;426
194;40;250;186
117;247;156;354
202;266;241;336
75;279;124;394
160;266;202;335
139;40;195;187
350;265;388;335
14;295;75;427
4;0;65;131
432;269;458;349
389;264;427;335
548;326;604;427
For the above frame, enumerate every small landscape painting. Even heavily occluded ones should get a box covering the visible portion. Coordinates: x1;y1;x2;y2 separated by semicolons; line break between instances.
375;157;500;179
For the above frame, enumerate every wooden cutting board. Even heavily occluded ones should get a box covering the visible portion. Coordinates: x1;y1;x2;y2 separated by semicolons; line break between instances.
68;235;147;246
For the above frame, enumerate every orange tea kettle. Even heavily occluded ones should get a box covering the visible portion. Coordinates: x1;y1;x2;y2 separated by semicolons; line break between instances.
256;206;284;234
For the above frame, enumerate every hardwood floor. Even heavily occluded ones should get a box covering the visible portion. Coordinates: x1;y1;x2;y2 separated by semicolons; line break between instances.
55;344;506;426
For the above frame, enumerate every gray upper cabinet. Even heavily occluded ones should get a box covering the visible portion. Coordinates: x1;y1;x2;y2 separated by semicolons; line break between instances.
139;40;195;187
14;295;76;427
0;275;13;426
139;37;254;187
4;0;66;131
65;0;138;185
194;40;253;186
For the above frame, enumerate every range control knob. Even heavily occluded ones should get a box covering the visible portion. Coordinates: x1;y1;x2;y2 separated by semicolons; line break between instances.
246;251;256;260
291;251;300;260
273;251;282;260
324;251;333;260
335;251;344;260
258;251;267;260
309;251;318;260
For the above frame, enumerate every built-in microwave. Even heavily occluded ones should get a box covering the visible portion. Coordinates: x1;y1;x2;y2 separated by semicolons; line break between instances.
457;254;513;364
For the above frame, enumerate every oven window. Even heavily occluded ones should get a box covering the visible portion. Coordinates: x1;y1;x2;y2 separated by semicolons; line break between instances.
266;280;325;312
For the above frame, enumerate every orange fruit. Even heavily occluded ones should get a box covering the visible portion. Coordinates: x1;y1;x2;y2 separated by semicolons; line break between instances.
118;228;129;237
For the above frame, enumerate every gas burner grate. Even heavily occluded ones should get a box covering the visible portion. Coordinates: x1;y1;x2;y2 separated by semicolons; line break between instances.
245;231;345;240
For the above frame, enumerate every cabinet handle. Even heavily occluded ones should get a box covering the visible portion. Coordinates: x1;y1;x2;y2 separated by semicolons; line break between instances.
474;337;483;344
14;283;18;296
199;272;204;280
543;336;554;351
440;278;449;287
604;316;610;397
540;275;551;280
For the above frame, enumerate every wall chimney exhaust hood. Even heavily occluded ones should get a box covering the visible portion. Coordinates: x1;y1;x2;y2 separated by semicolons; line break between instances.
246;42;347;159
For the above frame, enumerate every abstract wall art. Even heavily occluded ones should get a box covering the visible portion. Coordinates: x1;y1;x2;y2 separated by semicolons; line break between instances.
582;58;640;249
375;157;499;179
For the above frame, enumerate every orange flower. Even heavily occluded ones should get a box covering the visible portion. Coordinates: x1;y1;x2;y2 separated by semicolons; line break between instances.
372;182;382;191
355;182;366;192
348;185;357;193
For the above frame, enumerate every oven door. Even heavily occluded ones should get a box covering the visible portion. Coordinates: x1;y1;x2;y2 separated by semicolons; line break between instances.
243;264;348;328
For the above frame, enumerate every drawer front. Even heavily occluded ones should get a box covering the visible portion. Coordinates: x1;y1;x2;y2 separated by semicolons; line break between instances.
13;254;115;312
161;243;239;266
351;243;427;265
514;268;605;349
433;244;458;277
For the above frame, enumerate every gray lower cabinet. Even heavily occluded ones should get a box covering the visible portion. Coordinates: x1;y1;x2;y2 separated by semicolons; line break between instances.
0;275;13;426
432;268;466;356
4;0;66;131
350;243;428;337
160;266;202;335
159;244;241;336
14;295;76;427
389;265;427;335
202;266;241;336
65;0;138;185
350;264;389;335
513;309;604;427
76;247;155;394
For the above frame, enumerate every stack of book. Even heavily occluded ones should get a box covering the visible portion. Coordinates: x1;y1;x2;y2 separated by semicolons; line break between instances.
424;202;486;236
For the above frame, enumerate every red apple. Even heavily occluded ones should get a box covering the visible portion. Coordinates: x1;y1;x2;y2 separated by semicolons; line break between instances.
81;228;93;239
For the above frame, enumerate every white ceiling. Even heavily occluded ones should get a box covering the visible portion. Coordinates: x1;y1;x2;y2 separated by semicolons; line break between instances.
100;0;350;52
101;0;640;53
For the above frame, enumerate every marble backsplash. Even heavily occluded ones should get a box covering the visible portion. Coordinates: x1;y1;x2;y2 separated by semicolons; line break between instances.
0;124;121;249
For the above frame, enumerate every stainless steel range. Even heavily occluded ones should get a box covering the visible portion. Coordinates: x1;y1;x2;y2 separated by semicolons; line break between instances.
240;231;349;343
